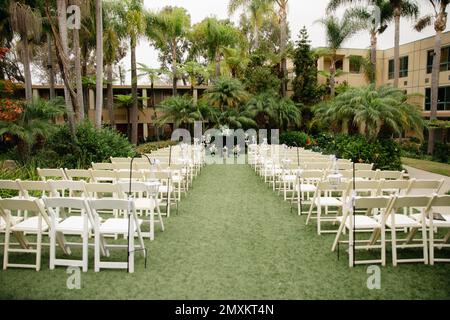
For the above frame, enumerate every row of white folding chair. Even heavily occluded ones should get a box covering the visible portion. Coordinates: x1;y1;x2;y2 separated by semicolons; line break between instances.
0;197;144;272
303;179;445;235
0;179;166;238
332;195;450;267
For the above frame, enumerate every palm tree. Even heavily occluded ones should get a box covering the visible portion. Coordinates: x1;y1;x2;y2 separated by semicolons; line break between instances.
146;6;191;96
218;107;257;129
273;0;289;97
156;96;203;133
228;0;273;50
316;15;364;97
327;1;394;83
223;46;250;78
137;62;163;138
203;76;249;112
314;84;423;140
390;0;419;87
94;0;103;128
114;93;145;140
9;1;42;102
191;18;240;78
415;0;449;154
180;61;209;100
0;97;66;160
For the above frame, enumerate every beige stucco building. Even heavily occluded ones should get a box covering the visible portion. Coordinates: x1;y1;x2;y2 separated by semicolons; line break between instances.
313;31;450;119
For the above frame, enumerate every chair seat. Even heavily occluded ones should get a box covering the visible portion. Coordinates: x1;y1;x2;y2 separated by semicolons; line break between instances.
158;185;173;193
56;216;92;233
295;184;317;192
0;216;24;230
133;198;160;210
336;215;381;229
380;214;421;228
281;175;297;182
11;216;61;233
411;213;450;227
315;197;343;206
99;218;143;234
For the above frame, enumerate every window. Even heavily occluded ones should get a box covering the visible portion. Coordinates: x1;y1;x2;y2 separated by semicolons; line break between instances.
426;46;450;73
388;56;408;79
425;86;450;111
335;59;343;71
349;56;362;74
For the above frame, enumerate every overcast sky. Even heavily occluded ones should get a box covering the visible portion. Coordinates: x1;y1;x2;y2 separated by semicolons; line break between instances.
124;1;450;84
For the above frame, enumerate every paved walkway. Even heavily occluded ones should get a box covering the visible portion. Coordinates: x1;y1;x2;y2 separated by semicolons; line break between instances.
404;165;450;194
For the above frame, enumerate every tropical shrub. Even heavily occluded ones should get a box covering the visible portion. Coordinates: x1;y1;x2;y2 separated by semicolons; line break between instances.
40;121;136;169
280;131;313;148
203;76;249;112
136;140;178;154
313;84;424;140
315;133;402;171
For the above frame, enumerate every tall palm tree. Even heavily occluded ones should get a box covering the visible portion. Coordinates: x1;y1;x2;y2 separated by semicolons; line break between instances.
191;18;240;78
274;0;289;97
327;1;394;84
390;0;419;87
415;0;449;154
316;14;363;97
94;0;103;128
203;76;249;112
223;46;250;78
146;6;191;96
137;62;163;139
9;1;42;102
71;0;86;121
228;0;273;50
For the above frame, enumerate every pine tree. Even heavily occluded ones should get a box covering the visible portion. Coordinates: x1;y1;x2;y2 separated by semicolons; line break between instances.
292;27;321;105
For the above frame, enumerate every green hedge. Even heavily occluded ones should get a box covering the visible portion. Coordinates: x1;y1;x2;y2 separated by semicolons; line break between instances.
279;131;313;148
314;133;402;171
136;140;178;154
38;121;136;169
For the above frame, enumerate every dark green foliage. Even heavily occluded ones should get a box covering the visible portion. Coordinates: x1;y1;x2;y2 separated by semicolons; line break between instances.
292;27;322;106
433;142;450;163
279;131;312;148
41;121;136;169
314;133;402;171
243;52;280;96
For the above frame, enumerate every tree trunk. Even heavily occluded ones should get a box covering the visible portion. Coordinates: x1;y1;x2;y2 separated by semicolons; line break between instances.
131;42;138;144
106;63;115;128
329;56;336;97
370;30;377;84
73;28;84;121
21;36;33;102
57;0;74;113
253;22;259;50
47;32;55;99
393;9;400;88
279;4;287;97
81;43;89;114
151;81;159;141
215;51;221;78
95;0;103;128
172;41;177;96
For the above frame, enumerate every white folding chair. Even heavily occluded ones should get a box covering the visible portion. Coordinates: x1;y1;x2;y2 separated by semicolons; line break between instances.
377;179;411;196
427;195;450;264
354;163;374;170
306;181;350;235
1;198;52;271
91;162;115;170
37;168;67;181
87;199;145;273
406;179;444;196
0;179;24;199
42;197;92;272
377;170;405;180
382;195;432;266
65;169;93;182
293;170;323;215
90;169;117;183
332;196;392;267
48;180;88;199
117;181;164;240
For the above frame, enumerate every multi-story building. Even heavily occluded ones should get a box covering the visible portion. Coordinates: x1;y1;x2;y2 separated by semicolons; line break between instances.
314;31;450;119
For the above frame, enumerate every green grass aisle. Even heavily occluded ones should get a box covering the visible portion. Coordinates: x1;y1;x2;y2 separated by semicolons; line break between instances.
1;164;449;299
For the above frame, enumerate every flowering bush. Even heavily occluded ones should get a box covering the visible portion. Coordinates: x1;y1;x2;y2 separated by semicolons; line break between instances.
0;98;23;121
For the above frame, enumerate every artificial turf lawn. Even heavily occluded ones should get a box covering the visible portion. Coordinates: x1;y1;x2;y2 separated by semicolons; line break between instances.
1;164;449;299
